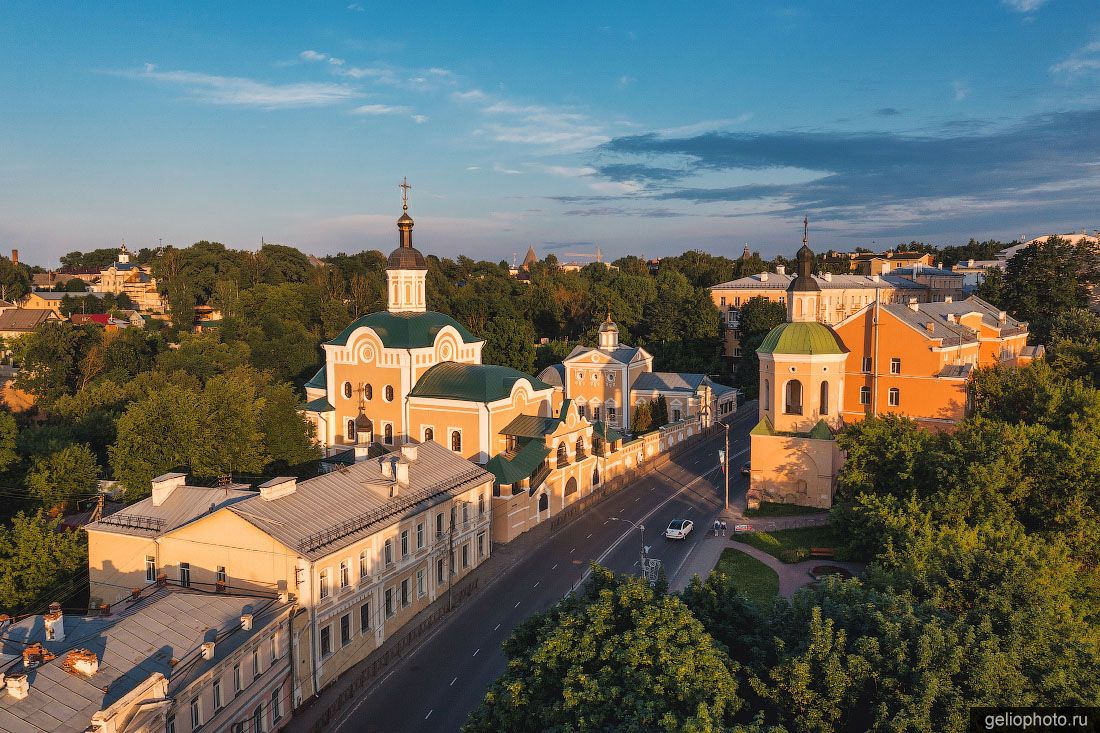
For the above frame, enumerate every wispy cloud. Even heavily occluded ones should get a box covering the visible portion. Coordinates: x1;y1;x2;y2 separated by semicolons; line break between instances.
451;89;488;102
480;101;609;151
347;3;364;11
1001;0;1049;12
493;162;523;175
351;103;412;116
590;109;1100;233
130;63;358;108
656;115;752;137
617;75;636;88
952;80;970;101
412;114;429;124
527;163;597;177
1051;37;1100;75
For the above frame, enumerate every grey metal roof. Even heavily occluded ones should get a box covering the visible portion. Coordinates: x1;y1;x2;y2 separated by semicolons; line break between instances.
229;441;492;559
889;266;960;277
27;292;109;300
632;372;706;394
0;589;289;733
565;344;646;365
536;363;564;388
937;364;975;378
85;485;254;538
0;310;57;332
882;296;1024;342
712;272;926;291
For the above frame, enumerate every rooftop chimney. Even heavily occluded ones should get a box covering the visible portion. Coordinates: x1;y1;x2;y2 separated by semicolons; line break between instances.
394;459;409;489
400;444;418;462
381;458;395;480
353;445;371;462
925;322;935;334
5;674;28;700
150;473;187;507
871;275;880;283
908;298;920;312
44;602;64;642
822;272;832;282
967;259;975;267
881;262;891;273
946;314;957;323
240;614;254;631
775;265;786;276
259;477;296;501
759;272;769;282
10;250;17;266
998;311;1007;323
22;643;54;669
277;580;290;604
944;296;953;303
62;649;99;677
201;642;216;661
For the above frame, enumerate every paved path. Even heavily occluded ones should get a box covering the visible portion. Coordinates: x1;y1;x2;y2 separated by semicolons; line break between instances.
670;527;864;598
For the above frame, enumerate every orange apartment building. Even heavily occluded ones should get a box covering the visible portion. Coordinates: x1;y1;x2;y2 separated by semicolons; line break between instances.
748;241;1040;509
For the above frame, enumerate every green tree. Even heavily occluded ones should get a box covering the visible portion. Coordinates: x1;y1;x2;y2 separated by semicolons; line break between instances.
190;370;270;479
257;382;321;470
482;317;536;374
465;567;741;732
0;410;18;473
0;511;87;611
651;394;668;427
630;399;653;434
997;237;1100;341
0;254;31;301
110;384;202;499
835;414;936;501
13;321;102;403
27;443;100;511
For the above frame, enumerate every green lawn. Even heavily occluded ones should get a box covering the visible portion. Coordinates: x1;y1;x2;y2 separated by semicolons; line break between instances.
733;525;840;563
744;501;829;518
711;548;779;605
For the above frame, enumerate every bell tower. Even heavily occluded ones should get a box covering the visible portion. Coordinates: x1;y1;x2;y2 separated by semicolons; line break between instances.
787;217;820;323
386;177;428;314
597;306;619;350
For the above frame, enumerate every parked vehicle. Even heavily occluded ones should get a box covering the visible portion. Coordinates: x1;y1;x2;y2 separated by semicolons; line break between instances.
740;461;751;476
665;519;693;539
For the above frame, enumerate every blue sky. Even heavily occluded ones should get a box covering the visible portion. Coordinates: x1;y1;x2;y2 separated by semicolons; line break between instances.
2;1;1098;267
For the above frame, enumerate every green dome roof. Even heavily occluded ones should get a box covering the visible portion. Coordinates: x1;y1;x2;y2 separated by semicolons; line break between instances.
757;321;847;355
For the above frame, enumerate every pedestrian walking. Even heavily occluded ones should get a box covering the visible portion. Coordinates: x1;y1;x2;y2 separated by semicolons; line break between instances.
721;520;727;536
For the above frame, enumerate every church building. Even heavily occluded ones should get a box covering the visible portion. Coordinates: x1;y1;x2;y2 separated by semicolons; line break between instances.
748;225;1040;510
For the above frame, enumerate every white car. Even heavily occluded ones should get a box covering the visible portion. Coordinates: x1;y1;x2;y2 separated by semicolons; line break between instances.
665;519;693;540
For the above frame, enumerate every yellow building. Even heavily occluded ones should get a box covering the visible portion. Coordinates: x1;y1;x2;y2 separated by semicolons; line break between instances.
86;440;493;704
92;243;166;313
748;240;1038;510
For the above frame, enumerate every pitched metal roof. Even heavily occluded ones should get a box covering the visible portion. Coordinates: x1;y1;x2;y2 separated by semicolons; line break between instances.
500;414;561;438
326;311;481;349
84;485;253;538
484;440;550;485
0;309;57;332
302;396;334;413
228;441;492;559
409;362;552;402
26;292;109;300
590;421;623;443
565;344;646;365
632;372;706;393
0;589;289;733
712;272;926;291
536;363;564;388
304;366;327;390
757;322;848;355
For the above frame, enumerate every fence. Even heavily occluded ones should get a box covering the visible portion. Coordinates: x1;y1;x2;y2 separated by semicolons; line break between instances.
300;577;480;733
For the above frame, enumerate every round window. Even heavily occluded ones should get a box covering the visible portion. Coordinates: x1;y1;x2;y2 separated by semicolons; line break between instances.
385;385;394;402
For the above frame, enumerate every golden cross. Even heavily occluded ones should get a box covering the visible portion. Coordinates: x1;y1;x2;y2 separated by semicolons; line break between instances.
803;216;808;245
399;177;411;211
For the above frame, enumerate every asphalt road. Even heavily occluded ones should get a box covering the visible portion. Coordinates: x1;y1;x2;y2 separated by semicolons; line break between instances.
327;409;756;733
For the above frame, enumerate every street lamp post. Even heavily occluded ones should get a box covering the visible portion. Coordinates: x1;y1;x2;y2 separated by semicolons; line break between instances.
724;421;730;512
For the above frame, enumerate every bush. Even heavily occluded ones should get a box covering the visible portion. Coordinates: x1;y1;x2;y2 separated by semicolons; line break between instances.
779;547;808;563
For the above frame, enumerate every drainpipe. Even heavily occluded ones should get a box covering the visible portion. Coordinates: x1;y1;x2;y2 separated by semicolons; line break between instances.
305;558;320;699
871;293;880;416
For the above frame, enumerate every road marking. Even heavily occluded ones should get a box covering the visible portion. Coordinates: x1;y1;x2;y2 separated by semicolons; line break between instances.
602;519;608;525
634;497;639;502
473;648;480;657
586;533;592;539
551;563;558;570
425;710;433;720
570;547;575;553
493;623;501;631
514;601;520;608
450;677;458;686
533;580;540;588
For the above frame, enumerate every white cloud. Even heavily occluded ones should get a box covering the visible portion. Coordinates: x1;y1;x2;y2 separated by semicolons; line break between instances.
588;181;642;194
481;101;609;152
347;3;364;10
617;75;636;88
412;114;429;124
466;166;481;171
494;162;523;175
952;80;970;101
1051;38;1100;75
657;114;753;137
1001;0;1049;12
529;164;597;177
134;64;358;108
451;89;488;102
300;50;328;62
351;104;413;116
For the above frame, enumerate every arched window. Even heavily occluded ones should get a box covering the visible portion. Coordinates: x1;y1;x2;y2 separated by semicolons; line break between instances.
538;493;549;513
384;423;393;444
347;419;356;442
342;382;352;399
564;477;578;496
592;467;600;486
819;381;829;415
575;436;585;459
363;384;373;401
784;380;803;415
254;705;263;733
763;379;770;405
424;427;434;442
384;385;394;402
556;442;568;467
451;431;461;452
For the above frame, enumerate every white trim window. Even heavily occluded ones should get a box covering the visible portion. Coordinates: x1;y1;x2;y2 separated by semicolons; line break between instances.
145;555;156;583
319;569;331;599
417;568;426;597
888;388;900;407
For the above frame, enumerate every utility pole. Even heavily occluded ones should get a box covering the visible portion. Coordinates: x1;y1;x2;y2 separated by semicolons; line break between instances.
724;421;730;512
